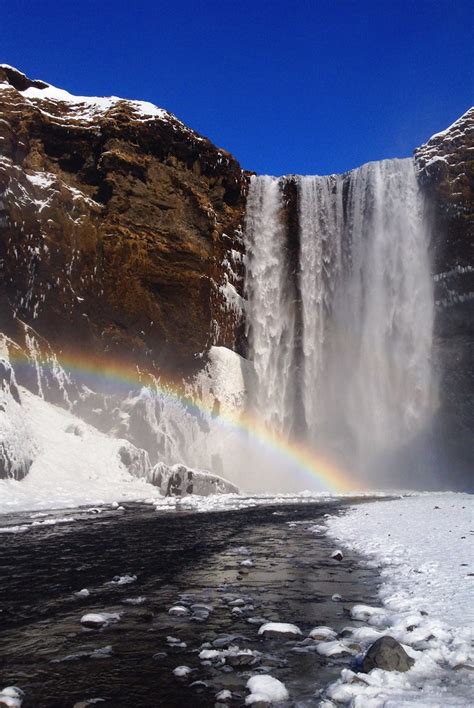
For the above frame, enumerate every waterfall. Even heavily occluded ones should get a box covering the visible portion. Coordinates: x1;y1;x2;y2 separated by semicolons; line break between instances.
298;173;345;439
245;159;435;484
244;175;297;434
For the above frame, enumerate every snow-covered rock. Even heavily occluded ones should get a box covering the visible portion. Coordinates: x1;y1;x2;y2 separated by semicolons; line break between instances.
258;622;302;640
0;687;24;708
122;596;146;605
172;666;192;678
315;640;351;657
149;461;239;497
216;689;232;702
117;444;151;480
106;574;137;586
246;675;289;704
168;605;190;617
308;626;337;641
80;612;121;628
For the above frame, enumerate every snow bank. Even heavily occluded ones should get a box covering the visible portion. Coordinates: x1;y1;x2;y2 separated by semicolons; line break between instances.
0;353;36;481
323;494;474;705
0;387;159;514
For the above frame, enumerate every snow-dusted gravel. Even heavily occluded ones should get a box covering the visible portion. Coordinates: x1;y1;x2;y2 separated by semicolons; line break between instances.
323;493;474;706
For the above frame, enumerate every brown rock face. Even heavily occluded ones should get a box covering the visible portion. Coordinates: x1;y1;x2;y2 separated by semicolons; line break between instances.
414;108;474;486
0;65;247;375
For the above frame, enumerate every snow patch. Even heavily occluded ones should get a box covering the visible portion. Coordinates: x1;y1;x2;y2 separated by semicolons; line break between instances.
0;387;160;514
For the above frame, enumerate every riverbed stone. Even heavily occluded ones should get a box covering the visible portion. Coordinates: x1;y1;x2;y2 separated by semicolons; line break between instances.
361;636;415;673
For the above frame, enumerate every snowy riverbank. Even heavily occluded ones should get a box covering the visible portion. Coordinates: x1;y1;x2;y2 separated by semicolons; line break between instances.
323;494;474;706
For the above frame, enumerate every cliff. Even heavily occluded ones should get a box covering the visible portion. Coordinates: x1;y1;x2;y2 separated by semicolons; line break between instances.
0;65;472;490
415;108;474;485
0;64;247;376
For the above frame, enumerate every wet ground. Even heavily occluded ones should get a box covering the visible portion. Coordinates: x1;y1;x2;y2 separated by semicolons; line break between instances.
0;499;383;707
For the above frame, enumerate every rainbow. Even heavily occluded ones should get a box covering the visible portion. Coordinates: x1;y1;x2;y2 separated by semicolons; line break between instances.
6;343;360;493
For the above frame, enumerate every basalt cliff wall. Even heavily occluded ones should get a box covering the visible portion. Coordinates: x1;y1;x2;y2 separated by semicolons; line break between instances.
415;108;474;485
0;65;247;377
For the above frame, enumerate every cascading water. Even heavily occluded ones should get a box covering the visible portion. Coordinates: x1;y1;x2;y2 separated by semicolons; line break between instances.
244;175;297;435
298;173;345;440
245;159;436;485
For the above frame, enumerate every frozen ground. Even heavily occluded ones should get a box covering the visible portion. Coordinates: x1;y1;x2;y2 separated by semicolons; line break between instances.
323;494;474;706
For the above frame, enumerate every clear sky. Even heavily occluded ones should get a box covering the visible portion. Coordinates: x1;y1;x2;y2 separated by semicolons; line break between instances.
1;0;473;175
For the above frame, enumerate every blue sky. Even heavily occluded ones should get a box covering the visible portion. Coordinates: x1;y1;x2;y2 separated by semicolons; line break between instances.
1;0;472;175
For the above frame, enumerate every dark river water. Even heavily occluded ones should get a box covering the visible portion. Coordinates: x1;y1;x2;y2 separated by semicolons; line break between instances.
0;499;382;707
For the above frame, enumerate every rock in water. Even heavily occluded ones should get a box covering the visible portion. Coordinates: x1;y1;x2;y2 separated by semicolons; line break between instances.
0;686;24;708
246;675;289;704
258;622;302;640
149;461;239;496
361;636;415;673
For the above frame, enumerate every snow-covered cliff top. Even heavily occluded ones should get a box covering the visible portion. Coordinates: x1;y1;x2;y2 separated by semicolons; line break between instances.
415;106;474;170
0;63;187;128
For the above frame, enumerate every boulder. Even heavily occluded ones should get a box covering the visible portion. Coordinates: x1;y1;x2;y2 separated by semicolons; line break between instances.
149;461;238;496
258;622;302;640
361;636;415;673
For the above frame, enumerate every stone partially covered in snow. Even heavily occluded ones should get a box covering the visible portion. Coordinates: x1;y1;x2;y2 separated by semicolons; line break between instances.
148;461;238;497
173;666;192;678
118;443;151;479
107;574;137;586
80;612;121;628
246;675;289;705
0;687;24;708
258;622;302;640
316;640;352;657
168;605;190;617
331;549;343;561
309;626;337;641
361;636;415;673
